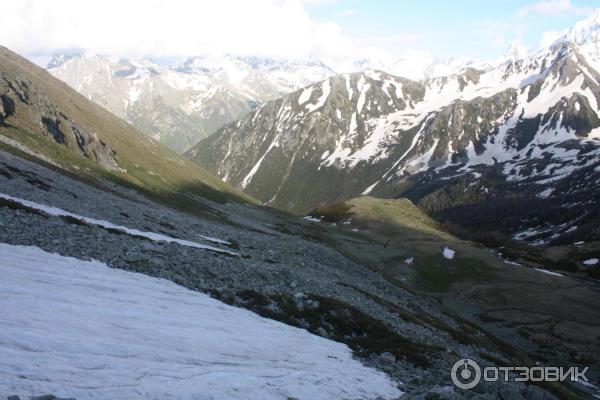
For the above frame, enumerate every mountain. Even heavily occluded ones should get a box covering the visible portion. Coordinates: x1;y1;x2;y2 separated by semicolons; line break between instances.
176;54;335;94
553;8;600;49
46;49;492;154
47;53;335;153
502;42;529;63
0;45;254;210
187;13;600;246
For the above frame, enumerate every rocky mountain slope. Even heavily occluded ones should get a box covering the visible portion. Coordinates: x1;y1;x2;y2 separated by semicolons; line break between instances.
0;45;254;211
188;11;600;245
48;53;335;152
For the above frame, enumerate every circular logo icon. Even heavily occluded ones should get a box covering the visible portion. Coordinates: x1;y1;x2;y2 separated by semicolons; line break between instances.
451;358;482;390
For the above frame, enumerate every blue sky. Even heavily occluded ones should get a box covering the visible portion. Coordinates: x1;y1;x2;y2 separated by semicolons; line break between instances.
305;0;598;59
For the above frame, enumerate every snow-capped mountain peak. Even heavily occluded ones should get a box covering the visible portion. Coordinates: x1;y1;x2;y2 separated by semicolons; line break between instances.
552;8;600;47
47;52;82;69
503;42;529;62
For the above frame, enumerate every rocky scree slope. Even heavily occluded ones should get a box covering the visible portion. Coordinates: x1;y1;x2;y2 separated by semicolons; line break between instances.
188;13;600;245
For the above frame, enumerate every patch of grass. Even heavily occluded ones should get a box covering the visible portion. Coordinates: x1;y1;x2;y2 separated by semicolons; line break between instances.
0;129;237;221
310;202;352;222
413;254;496;293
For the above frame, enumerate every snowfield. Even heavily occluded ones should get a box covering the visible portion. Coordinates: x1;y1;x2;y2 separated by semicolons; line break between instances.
0;243;402;400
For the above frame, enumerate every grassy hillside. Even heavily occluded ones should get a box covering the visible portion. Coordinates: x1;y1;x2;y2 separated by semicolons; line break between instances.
307;196;600;395
0;45;256;213
309;196;497;292
312;197;453;240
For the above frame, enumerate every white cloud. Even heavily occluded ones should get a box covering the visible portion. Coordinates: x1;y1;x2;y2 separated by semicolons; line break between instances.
354;33;425;46
518;0;592;17
0;0;362;65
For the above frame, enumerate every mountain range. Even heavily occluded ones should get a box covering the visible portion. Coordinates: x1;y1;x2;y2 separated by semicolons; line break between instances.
188;10;600;248
47;47;512;153
2;10;600;398
47;53;335;152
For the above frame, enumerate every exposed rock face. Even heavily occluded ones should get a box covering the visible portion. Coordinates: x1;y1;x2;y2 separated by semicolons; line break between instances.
0;75;118;170
0;94;15;121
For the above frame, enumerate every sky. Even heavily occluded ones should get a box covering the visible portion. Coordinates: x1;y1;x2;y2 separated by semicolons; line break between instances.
0;0;597;68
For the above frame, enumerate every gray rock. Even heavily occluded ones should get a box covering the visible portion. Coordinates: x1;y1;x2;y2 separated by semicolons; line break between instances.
316;326;329;338
30;396;76;400
379;352;396;364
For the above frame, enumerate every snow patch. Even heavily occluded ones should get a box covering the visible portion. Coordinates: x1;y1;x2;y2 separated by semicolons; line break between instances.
298;86;314;105
535;268;565;277
240;141;279;189
537;188;554;198
362;181;379;195
302;216;322;223
0;193;236;255
306;80;331;113
443;247;455;260
504;260;522;266
0;243;402;400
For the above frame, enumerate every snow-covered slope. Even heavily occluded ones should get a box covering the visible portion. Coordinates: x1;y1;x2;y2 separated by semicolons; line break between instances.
553;8;600;48
189;12;600;243
48;54;334;152
177;54;335;95
0;243;401;400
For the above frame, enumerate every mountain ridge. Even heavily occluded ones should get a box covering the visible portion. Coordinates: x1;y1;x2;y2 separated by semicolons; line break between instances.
187;15;600;246
47;52;336;152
